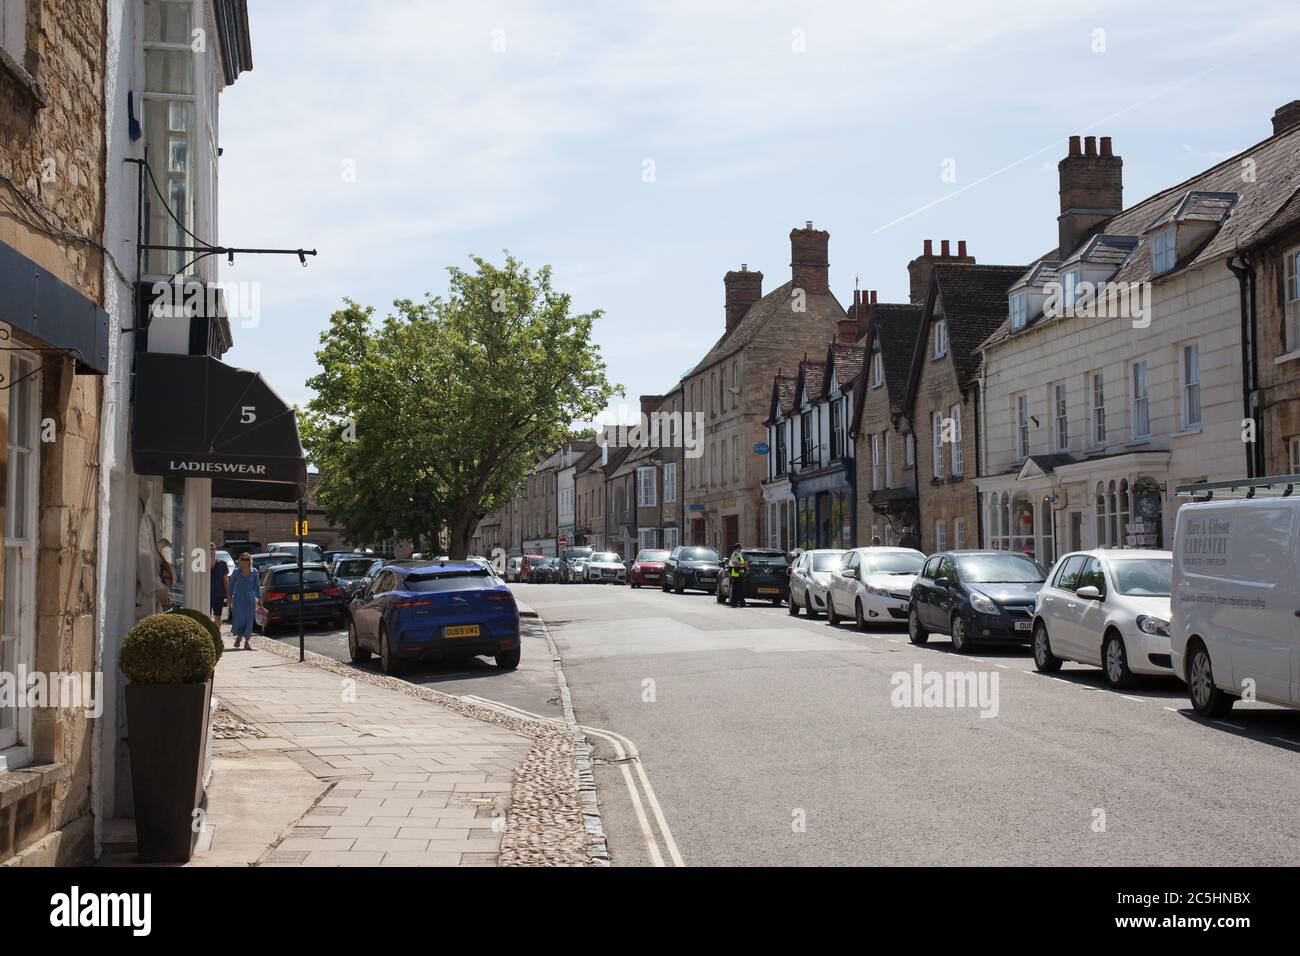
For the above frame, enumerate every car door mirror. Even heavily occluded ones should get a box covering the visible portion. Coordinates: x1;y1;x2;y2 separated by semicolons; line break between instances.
1076;585;1103;600
842;568;858;579
934;576;950;589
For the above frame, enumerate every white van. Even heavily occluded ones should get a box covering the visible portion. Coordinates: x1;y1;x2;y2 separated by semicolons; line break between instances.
1171;481;1300;716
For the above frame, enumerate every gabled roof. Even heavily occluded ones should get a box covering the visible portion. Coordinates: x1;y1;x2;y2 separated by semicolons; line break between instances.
905;265;1027;405
795;359;826;408
1147;190;1238;229
766;373;798;425
686;281;847;378
850;303;922;436
1063;233;1138;269
819;343;865;400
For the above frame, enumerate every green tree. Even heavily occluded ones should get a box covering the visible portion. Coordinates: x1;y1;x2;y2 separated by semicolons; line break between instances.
301;255;620;558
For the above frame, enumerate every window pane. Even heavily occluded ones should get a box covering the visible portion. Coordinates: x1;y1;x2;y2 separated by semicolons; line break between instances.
144;0;193;43
145;48;194;94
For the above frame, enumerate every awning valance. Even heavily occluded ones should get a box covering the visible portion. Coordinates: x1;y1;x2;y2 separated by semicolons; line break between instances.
132;352;307;502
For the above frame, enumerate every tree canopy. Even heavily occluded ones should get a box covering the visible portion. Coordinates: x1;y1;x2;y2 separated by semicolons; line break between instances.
299;254;620;556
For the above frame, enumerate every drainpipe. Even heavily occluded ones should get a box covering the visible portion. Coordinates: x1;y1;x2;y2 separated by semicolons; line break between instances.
1226;255;1256;477
973;379;984;548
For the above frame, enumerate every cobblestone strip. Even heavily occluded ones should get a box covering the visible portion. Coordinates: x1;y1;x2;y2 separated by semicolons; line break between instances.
246;631;601;865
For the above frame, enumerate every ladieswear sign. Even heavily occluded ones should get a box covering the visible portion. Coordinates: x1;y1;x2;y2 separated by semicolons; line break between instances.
167;460;269;476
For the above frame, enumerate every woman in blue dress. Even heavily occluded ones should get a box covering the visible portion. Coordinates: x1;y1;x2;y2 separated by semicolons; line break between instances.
229;552;261;649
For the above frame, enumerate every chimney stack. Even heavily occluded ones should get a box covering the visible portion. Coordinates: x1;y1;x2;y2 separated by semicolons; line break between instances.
723;264;764;332
790;222;830;295
907;239;976;304
836;318;857;345
1273;101;1300;136
1058;133;1123;259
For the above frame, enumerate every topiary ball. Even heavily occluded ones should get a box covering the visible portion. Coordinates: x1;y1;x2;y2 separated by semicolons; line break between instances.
120;613;217;684
169;607;223;664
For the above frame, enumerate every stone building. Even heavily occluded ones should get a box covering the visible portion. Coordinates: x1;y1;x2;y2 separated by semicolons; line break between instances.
977;115;1300;558
681;223;847;549
0;0;108;866
572;443;606;550
851;297;924;547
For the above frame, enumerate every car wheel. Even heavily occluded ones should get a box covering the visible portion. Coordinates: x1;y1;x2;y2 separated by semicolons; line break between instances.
950;614;971;653
674;576;684;595
1103;631;1136;689
855;599;867;632
805;592;819;620
788;591;799;616
908;607;929;645
632;583;640;589
495;647;521;670
1188;641;1235;717
1033;621;1062;673
347;617;370;664
827;597;842;626
379;626;402;676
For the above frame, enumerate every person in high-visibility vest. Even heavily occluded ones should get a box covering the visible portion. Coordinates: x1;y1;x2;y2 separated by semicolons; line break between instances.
727;545;748;608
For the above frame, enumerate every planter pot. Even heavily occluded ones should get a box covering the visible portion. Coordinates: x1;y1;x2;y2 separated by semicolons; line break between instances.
125;680;212;863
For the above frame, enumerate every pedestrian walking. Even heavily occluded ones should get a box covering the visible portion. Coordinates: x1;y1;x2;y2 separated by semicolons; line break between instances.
209;543;228;626
229;552;261;649
727;545;748;608
870;535;882;546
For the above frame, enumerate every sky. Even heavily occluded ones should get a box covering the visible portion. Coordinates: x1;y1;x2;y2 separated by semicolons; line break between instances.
216;0;1300;426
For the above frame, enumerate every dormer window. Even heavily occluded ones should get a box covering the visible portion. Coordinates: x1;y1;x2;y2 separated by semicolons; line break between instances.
1151;225;1177;275
1010;292;1027;331
870;348;883;387
932;316;947;358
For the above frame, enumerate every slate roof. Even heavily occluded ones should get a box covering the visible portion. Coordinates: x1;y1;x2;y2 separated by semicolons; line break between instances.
686;281;847;377
766;374;798;424
1064;232;1139;268
795;359;826;408
927;264;1029;387
574;444;603;472
821;343;865;399
1148;190;1238;228
871;304;924;416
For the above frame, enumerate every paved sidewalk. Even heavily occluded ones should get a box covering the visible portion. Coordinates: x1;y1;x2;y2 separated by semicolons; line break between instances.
208;636;532;867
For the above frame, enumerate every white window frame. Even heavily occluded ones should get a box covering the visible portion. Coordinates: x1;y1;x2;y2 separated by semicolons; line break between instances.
884;431;893;488
905;431;915;467
871;348;884;388
0;355;40;767
932;317;947;358
662;526;679;551
636;466;656;508
1091;371;1106;446
1053;382;1068;452
732;435;740;482
1010;292;1026;331
830;399;844;461
1181;342;1201;429
950;404;963;477
1015;393;1029;460
662;462;677;504
953;517;965;550
1286;246;1300;354
637;528;657;551
1131;360;1150;439
931;411;944;479
1151;225;1177;275
871;434;880;490
935;519;947;552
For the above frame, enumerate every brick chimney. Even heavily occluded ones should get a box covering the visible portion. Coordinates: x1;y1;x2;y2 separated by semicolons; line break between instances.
790;221;830;295
906;240;975;304
1273;101;1300;136
639;394;663;421
723;264;763;332
1058;134;1123;259
836;318;857;345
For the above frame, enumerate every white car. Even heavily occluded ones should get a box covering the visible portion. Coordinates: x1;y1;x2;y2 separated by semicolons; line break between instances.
826;547;925;629
585;551;627;584
1171;487;1300;716
787;549;846;618
1031;548;1173;688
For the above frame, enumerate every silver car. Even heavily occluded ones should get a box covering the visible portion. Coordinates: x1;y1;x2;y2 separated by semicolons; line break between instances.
787;549;846;618
585;551;627;584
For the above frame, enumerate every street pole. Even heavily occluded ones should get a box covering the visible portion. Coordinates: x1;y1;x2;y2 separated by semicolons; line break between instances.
296;497;305;662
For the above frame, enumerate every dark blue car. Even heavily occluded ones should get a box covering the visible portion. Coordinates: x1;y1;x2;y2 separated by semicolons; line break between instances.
908;550;1047;653
346;562;520;674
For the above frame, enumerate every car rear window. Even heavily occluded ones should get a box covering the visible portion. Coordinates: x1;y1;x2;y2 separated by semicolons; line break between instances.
334;559;373;576
271;569;331;587
743;552;788;567
404;569;492;591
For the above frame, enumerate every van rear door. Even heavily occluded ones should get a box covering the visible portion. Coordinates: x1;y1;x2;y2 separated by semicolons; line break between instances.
1223;502;1296;705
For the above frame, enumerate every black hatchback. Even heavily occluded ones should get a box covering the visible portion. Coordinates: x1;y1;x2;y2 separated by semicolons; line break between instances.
716;549;790;605
255;562;347;634
661;546;722;594
908;550;1046;653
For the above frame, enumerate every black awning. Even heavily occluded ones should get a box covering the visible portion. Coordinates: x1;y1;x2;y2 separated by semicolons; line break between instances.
132;352;307;502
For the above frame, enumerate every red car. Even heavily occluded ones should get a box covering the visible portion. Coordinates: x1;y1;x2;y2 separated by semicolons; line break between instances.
629;548;671;588
519;554;546;582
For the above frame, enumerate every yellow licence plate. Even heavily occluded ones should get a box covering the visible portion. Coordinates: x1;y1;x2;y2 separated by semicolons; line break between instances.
290;592;320;601
445;624;480;639
758;587;779;594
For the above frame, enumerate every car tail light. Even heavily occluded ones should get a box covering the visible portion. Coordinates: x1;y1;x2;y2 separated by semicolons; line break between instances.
323;586;341;597
266;591;287;602
484;592;515;603
786;567;793;576
393;598;434;609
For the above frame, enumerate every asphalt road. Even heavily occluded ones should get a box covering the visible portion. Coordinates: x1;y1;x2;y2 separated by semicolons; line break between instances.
512;581;1300;867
